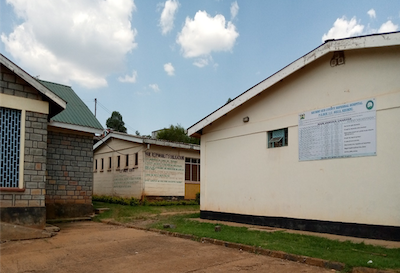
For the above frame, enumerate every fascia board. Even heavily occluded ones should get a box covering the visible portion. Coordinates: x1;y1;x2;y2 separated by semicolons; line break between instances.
49;121;103;134
188;32;400;136
144;138;200;150
0;54;67;110
93;132;144;150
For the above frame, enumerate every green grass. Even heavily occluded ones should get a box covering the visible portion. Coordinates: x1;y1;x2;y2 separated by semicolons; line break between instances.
93;202;400;272
93;201;199;223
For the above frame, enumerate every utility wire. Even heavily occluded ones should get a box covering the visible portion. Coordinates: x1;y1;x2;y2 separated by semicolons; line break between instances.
95;99;137;134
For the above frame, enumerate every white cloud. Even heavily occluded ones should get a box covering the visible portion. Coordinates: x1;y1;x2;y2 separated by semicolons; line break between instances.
118;70;138;83
378;20;398;33
176;10;239;63
230;1;239;20
1;0;137;89
193;58;209;68
164;62;175;76
367;9;376;19
322;16;364;42
159;0;179;35
149;83;160;92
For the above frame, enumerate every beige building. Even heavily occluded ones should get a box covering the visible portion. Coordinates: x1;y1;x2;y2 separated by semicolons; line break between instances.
188;32;400;241
93;132;200;200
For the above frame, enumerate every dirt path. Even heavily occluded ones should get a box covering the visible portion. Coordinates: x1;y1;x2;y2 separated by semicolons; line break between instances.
1;221;334;273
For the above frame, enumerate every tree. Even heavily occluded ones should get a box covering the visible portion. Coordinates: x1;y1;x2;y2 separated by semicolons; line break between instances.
106;111;127;133
156;124;200;145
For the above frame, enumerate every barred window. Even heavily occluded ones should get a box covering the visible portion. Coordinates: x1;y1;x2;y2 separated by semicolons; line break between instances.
185;158;200;182
0;107;21;188
268;128;288;148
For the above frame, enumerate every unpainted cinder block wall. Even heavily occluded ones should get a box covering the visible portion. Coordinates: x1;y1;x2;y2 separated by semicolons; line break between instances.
46;128;94;219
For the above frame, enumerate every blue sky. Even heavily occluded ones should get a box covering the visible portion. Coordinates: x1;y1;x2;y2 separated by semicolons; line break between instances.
1;0;399;135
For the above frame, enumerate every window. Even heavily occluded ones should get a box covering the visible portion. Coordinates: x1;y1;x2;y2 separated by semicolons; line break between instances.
268;128;288;148
95;159;98;171
101;158;104;171
134;153;138;166
108;157;112;170
0;107;21;188
125;154;129;168
185;158;200;182
117;156;121;168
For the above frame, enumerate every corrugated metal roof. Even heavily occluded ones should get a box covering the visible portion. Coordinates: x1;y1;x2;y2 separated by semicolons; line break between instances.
39;80;103;130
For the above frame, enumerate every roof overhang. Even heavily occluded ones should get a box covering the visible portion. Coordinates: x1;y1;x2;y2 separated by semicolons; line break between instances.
49;121;103;135
93;132;200;151
0;54;67;117
188;31;400;137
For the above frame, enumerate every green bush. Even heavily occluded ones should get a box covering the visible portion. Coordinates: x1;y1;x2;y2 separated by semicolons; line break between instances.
92;195;198;207
195;192;200;205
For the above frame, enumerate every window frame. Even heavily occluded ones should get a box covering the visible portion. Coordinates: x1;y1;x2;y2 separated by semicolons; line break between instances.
108;157;112;171
125;154;129;168
117;155;121;169
185;157;201;182
267;128;288;148
0;107;25;189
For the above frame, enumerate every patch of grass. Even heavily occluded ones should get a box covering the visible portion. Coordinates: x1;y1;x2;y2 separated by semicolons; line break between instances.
93;202;400;272
150;214;400;272
92;201;199;223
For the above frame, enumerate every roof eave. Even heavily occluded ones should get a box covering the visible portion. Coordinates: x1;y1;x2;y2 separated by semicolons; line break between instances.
49;121;103;135
0;54;67;116
93;132;200;151
187;32;400;137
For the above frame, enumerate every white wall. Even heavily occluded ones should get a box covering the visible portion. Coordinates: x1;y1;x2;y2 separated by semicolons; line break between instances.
93;139;144;198
93;138;200;198
200;46;400;227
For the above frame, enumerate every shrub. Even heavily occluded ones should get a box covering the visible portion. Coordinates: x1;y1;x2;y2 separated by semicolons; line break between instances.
93;195;199;207
195;192;200;205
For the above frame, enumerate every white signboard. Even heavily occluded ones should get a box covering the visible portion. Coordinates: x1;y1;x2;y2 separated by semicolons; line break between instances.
298;99;376;161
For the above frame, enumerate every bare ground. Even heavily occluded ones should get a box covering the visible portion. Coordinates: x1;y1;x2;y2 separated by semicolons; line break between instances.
1;221;334;273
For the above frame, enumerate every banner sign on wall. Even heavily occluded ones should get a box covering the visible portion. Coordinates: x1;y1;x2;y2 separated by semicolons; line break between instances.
298;98;376;161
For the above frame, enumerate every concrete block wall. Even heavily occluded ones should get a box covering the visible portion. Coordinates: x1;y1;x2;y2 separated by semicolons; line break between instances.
46;128;94;218
0;64;42;100
0;65;48;228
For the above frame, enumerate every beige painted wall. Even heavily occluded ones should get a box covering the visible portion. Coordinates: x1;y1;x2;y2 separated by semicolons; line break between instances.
200;46;400;227
93;139;144;198
93;138;200;199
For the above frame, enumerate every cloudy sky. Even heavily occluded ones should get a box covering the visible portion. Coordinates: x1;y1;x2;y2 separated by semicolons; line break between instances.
1;0;399;135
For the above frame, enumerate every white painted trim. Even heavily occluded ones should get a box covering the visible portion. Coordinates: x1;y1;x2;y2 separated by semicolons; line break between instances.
188;32;400;136
19;110;26;189
48;121;103;134
0;54;66;110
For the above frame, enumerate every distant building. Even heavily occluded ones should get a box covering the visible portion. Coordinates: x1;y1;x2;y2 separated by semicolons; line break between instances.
188;32;400;241
0;54;103;229
93;132;200;200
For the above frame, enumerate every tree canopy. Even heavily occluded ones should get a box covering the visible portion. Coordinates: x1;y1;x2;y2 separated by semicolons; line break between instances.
156;124;200;145
106;111;127;133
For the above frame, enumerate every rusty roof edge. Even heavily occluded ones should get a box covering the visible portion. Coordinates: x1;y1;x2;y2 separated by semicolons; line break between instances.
187;31;400;137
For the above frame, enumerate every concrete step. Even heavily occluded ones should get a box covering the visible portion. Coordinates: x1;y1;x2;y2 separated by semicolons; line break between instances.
0;222;53;242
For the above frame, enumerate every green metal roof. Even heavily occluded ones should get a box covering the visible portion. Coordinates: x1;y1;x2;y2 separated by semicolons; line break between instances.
39;80;103;130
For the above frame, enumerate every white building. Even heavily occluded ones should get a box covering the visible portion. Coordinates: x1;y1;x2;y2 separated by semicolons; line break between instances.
188;32;400;241
93;132;200;200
